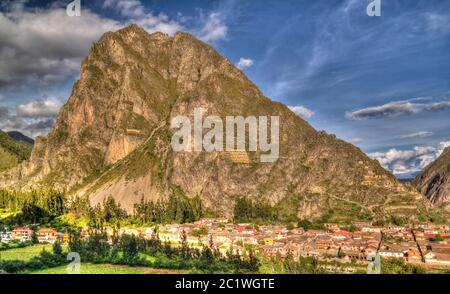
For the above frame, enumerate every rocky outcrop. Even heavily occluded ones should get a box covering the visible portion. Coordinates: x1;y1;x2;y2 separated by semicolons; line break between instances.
413;147;450;211
0;24;443;222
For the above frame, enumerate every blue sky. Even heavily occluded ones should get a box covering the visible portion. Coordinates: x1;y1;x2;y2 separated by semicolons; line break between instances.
0;0;449;179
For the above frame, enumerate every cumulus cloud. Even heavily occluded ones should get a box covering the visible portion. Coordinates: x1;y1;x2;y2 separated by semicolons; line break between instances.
0;112;55;138
102;0;181;35
22;118;55;137
0;0;233;136
0;1;230;89
196;12;228;42
103;0;146;18
400;131;434;139
16;100;61;118
369;141;450;179
236;58;254;70
346;99;450;120
0;2;121;88
288;105;315;120
0;98;60;137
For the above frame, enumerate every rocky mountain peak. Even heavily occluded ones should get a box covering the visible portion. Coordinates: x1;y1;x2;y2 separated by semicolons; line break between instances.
0;24;444;222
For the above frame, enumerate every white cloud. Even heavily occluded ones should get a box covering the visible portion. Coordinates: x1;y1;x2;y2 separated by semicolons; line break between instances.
196;12;228;42
22;118;55;138
346;98;450;120
0;98;60;137
16;100;61;118
288;105;315;120
369;141;450;179
0;113;55;138
103;0;146;18
236;58;254;70
0;1;233;137
0;2;232;88
102;0;181;35
0;3;122;88
400;131;434;139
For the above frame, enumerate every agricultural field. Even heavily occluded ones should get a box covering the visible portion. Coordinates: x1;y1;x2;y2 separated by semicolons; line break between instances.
27;263;189;274
0;244;64;261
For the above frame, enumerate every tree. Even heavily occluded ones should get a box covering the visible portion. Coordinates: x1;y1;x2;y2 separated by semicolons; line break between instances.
120;234;138;265
180;229;189;260
31;231;39;244
102;196;127;223
192;227;208;238
68;232;83;254
247;249;260;272
233;197;277;223
337;247;346;259
381;257;426;274
22;200;47;224
46;192;65;217
52;241;63;256
297;219;312;231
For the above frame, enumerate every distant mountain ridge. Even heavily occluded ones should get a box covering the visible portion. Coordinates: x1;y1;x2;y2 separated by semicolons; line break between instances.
7;131;34;144
0;24;447;223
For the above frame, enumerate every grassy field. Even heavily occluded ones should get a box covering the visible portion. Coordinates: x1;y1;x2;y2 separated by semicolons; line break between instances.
0;244;58;261
28;263;189;274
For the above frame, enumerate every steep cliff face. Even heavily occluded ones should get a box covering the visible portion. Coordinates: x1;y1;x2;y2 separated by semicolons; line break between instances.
0;25;442;222
413;147;450;211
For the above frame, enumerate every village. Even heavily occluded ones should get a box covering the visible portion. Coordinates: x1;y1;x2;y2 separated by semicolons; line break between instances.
1;220;450;272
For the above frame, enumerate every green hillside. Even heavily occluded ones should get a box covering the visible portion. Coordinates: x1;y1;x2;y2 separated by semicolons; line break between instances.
0;130;33;172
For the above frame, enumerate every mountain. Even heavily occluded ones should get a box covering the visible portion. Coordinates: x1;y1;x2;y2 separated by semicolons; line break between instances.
7;131;34;145
0;130;33;172
412;147;450;211
0;24;445;223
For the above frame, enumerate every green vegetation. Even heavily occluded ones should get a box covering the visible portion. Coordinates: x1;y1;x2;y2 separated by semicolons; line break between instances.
381;258;426;274
233;196;347;227
0;130;33;172
0;189;65;225
0;130;32;162
233;197;278;224
0;146;20;172
0;244;59;261
434;234;444;242
27;263;187;274
0;209;19;222
0;187;204;230
0;240;33;252
133;195;203;225
260;254;325;274
0;238;433;275
191;227;208;238
0;241;70;273
297;219;326;231
64;228;259;274
0;226;260;274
